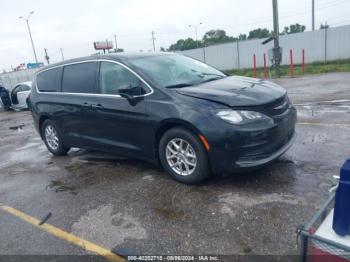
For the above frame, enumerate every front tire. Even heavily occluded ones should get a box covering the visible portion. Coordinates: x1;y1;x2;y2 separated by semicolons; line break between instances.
159;127;210;184
41;120;70;156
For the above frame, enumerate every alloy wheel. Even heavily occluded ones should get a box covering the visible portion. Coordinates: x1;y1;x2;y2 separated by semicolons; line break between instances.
45;125;59;151
166;138;197;176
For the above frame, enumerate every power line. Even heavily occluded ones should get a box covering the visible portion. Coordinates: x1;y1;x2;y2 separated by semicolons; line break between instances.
332;19;350;26
216;0;350;30
95;0;350;43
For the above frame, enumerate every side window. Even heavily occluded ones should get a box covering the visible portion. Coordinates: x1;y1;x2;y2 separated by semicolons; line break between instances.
21;85;31;91
17;85;29;92
17;85;25;92
12;85;20;94
98;62;147;95
62;62;97;93
36;67;62;92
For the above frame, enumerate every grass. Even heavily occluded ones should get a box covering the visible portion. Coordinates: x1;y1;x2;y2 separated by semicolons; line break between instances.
225;58;350;78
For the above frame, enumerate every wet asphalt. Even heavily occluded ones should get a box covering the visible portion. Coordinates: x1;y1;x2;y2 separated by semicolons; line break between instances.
0;72;349;258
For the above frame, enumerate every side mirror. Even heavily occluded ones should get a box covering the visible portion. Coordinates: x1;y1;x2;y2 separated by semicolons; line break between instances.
118;84;141;100
118;89;134;100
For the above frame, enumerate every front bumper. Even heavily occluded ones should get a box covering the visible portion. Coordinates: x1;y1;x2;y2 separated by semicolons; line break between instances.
206;107;297;174
235;132;296;168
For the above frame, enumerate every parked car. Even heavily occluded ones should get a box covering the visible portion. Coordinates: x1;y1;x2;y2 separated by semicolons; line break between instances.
0;86;11;110
28;53;296;184
0;82;32;110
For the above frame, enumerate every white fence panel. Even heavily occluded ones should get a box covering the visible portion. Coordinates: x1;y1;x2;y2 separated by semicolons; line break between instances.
181;48;205;62
279;29;325;65
180;25;350;70
203;42;237;70
0;68;38;90
327;25;350;61
238;38;270;68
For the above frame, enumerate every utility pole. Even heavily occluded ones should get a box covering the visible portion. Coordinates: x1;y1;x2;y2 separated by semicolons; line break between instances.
44;48;50;65
19;11;38;63
113;34;118;51
189;23;203;48
151;31;156;52
236;39;240;69
105;39;109;54
324;21;328;63
60;48;64;61
312;0;315;31
272;0;281;76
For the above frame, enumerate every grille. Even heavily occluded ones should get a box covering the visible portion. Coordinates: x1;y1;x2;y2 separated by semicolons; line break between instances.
232;95;291;118
262;95;290;117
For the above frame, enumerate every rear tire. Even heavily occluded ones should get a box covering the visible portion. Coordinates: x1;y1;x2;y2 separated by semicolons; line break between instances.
159;127;210;184
41;119;70;156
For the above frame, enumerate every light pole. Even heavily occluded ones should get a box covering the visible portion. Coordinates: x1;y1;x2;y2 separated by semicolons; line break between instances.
19;11;38;63
113;34;118;51
151;31;156;52
60;48;64;61
188;22;203;48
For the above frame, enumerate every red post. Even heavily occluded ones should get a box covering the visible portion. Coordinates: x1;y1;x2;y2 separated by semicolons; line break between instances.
302;49;305;75
253;54;256;78
290;49;294;78
263;53;267;79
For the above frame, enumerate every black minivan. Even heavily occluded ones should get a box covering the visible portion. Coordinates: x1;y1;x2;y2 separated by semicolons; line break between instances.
28;52;296;184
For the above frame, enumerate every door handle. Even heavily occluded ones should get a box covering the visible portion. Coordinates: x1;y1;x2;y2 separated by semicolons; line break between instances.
82;102;91;107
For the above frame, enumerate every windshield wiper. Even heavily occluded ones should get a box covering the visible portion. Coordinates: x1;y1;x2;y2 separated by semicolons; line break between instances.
199;72;225;77
165;83;194;89
199;76;225;84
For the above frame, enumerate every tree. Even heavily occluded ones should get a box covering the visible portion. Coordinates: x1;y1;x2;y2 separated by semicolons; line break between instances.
283;23;306;34
202;29;235;46
248;28;271;39
160;47;166;52
320;23;330;29
168;38;202;51
238;34;247;40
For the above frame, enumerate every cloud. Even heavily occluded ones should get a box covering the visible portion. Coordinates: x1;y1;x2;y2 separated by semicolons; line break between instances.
0;0;349;69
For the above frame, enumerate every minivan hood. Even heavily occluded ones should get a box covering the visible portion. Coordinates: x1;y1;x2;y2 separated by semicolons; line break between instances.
176;76;286;107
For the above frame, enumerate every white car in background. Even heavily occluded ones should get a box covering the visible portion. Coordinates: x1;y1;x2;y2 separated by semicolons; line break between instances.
0;81;32;110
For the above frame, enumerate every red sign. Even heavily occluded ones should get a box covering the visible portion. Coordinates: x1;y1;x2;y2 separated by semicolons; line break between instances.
94;41;113;50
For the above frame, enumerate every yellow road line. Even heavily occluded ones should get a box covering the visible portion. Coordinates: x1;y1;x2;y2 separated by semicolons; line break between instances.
0;203;124;262
297;122;350;128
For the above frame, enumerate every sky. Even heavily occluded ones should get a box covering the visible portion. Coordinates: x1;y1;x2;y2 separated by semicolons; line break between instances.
1;0;350;71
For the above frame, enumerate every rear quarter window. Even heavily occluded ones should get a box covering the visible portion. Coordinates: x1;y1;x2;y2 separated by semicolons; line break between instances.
62;62;97;93
36;67;62;92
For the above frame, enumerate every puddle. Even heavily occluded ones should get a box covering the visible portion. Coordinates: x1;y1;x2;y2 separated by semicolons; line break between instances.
142;175;154;181
275;157;295;164
295;99;350;118
309;133;327;143
154;207;185;220
0;141;49;169
46;180;78;195
72;205;147;248
219;193;303;218
16;141;42;151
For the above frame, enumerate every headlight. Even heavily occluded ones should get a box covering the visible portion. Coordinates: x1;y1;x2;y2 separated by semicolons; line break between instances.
216;110;273;125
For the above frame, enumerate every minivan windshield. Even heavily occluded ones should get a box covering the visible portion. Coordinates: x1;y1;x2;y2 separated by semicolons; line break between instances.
128;54;226;88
